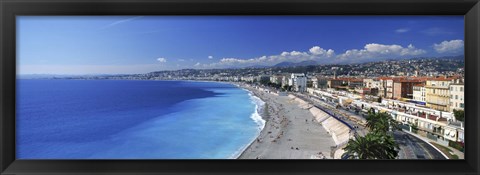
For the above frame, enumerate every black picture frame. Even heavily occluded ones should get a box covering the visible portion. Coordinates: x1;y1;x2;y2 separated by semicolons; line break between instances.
1;0;479;174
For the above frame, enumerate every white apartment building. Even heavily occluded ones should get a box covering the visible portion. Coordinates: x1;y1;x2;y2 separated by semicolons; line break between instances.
282;76;289;87
312;77;320;89
363;78;375;88
363;78;381;88
449;79;464;112
363;78;381;96
270;75;283;85
386;79;395;99
413;85;426;102
290;73;307;92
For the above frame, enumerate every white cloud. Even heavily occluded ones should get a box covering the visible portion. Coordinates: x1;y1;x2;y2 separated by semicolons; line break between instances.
395;28;410;33
337;43;426;61
184;42;432;69
157;58;167;63
433;39;464;53
208;56;214;59
309;46;335;57
202;43;428;68
199;46;336;69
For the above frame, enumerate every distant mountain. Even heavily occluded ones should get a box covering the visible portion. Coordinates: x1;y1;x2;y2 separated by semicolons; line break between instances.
409;55;464;61
441;55;464;61
273;60;318;67
272;62;295;67
244;65;270;68
218;65;269;69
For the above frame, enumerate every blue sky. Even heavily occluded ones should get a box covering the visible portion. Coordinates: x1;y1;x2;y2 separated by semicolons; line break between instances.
17;16;464;75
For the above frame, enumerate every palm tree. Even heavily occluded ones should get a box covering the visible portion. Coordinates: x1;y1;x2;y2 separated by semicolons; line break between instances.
365;112;400;133
343;112;401;159
368;108;376;114
342;132;399;159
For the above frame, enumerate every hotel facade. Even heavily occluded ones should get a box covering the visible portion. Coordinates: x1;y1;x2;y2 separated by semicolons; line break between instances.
425;78;453;111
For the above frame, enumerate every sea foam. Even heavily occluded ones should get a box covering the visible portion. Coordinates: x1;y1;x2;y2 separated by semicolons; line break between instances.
248;93;266;130
229;89;267;159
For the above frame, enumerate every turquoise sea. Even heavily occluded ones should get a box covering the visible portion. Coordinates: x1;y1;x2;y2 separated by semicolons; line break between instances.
16;79;265;159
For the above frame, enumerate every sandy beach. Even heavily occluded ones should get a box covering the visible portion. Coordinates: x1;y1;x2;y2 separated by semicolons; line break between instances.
236;84;336;159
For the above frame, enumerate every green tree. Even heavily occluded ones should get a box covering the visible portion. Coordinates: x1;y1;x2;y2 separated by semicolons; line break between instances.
260;79;270;85
453;109;464;122
368;108;376;115
365;112;400;133
275;83;282;89
342;132;399;159
410;122;419;134
343;112;401;159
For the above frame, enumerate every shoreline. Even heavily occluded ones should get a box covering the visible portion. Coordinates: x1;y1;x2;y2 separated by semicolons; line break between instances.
230;87;267;159
233;83;336;159
234;84;269;159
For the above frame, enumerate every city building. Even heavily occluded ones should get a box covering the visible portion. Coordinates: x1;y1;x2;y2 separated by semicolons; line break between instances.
393;80;424;99
281;75;289;87
377;77;392;98
386;79;395;99
363;78;381;89
327;79;344;89
241;76;255;83
312;76;328;89
347;78;364;89
425;77;454;111
355;87;378;96
413;85;426;103
270;75;284;85
257;75;271;83
306;76;313;88
449;78;464;112
290;73;307;92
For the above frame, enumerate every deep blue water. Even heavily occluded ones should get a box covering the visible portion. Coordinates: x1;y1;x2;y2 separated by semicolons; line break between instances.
16;79;264;159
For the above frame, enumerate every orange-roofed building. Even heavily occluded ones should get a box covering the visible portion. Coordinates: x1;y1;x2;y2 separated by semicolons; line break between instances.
347;78;364;88
393;79;426;99
327;78;344;88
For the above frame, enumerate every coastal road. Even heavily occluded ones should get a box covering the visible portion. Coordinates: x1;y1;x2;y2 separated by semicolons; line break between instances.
255;87;446;159
294;92;445;159
394;131;446;159
294;93;368;137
